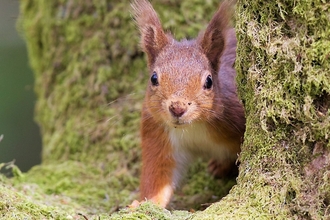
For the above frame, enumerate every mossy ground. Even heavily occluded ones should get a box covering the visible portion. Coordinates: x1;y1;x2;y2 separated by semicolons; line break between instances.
1;0;329;219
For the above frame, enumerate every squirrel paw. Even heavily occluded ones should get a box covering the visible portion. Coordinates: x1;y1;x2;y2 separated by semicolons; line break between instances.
128;200;141;208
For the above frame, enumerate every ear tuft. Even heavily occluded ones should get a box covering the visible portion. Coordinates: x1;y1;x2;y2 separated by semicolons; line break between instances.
197;0;235;72
131;0;170;66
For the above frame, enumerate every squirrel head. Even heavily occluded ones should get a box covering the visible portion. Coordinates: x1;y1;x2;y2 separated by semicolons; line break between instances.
132;0;234;127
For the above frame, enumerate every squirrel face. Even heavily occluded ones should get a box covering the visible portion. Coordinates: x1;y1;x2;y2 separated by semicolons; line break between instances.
146;40;220;127
132;0;231;129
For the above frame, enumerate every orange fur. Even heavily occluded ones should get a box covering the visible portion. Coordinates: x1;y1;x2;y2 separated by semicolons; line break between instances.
139;105;175;207
131;0;245;208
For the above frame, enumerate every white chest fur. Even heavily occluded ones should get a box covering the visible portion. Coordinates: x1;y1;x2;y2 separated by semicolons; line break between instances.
168;122;234;188
168;122;231;161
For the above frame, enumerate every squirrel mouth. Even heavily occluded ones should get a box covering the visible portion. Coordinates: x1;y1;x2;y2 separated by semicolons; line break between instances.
171;118;188;127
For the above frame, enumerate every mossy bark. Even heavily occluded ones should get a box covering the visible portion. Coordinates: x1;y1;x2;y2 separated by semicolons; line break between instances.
191;0;329;219
1;0;328;219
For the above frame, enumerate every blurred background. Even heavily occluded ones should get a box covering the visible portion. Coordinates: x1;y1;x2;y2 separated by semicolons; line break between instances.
0;0;42;173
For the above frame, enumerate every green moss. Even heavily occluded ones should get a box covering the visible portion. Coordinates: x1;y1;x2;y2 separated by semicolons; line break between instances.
110;202;191;220
231;0;330;218
20;161;138;213
0;173;79;219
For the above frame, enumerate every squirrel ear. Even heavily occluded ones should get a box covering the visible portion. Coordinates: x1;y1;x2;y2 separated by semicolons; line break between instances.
197;1;234;72
131;0;170;66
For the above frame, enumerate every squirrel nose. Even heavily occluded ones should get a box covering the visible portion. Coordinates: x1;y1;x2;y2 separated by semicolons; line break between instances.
169;101;187;117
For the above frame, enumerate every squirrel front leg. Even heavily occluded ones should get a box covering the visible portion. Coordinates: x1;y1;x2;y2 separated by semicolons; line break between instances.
139;111;176;208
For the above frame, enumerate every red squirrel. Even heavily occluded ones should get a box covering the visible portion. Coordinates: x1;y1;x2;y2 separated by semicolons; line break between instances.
131;0;245;208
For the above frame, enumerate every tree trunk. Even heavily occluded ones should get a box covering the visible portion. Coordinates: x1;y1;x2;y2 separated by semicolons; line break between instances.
191;0;330;219
1;0;328;219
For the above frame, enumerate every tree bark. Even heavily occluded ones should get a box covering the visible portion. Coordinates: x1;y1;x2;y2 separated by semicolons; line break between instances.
2;0;328;219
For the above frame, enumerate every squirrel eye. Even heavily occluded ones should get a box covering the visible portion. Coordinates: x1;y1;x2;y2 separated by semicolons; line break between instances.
204;75;213;89
150;72;159;86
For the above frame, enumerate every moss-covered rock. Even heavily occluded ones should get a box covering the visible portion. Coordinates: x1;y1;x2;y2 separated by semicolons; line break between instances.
1;0;329;219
